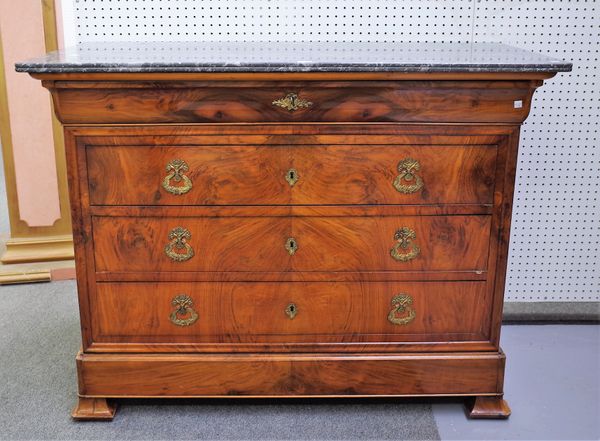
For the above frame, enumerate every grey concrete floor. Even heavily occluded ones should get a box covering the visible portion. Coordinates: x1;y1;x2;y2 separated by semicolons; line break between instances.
433;324;600;440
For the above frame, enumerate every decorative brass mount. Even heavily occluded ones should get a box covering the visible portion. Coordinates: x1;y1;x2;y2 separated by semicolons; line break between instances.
285;168;299;186
390;227;421;262
164;227;195;262
387;294;416;325
170;294;199;326
272;92;313;112
162;159;193;195
285;303;298;319
393;158;424;194
285;237;298;255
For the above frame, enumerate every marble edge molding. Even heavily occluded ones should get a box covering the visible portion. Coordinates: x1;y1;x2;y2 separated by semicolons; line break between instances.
15;62;573;74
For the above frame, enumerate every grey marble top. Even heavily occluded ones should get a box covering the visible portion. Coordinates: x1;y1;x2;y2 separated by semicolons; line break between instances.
16;41;572;74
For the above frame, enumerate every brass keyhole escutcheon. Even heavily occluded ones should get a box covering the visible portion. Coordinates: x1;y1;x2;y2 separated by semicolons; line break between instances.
285;168;299;187
393;158;424;194
170;294;199;326
285;303;298;319
272;92;313;112
164;227;195;262
390;227;420;262
285;237;298;255
162;159;193;195
387;294;416;326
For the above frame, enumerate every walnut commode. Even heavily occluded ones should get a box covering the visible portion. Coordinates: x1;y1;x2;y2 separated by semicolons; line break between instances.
17;42;570;420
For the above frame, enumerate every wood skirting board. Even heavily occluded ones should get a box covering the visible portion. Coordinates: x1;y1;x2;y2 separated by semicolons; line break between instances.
1;234;74;264
0;234;75;284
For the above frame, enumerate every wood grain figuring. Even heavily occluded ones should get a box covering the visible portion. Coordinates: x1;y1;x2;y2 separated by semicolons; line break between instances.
94;270;489;284
76;351;504;397
92;215;491;273
72;124;511;141
91;204;494;219
92;281;489;344
48;80;538;124
24;65;558;419
87;144;497;206
86;340;498;355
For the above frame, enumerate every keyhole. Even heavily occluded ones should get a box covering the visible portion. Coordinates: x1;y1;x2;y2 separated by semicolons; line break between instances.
285;303;298;319
285;168;299;186
285;237;298;255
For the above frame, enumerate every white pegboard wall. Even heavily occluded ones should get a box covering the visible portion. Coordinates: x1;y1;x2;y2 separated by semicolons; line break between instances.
61;0;599;303
65;0;475;44
473;1;599;302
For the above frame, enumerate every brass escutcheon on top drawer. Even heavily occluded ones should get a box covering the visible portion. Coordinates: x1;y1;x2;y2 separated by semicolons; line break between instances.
272;92;313;112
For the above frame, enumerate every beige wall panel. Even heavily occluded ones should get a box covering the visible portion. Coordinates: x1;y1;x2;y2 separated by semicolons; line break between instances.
0;0;60;227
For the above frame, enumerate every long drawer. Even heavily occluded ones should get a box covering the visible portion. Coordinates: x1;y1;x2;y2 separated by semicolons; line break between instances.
92;215;491;273
86;144;497;206
93;281;489;344
52;80;535;124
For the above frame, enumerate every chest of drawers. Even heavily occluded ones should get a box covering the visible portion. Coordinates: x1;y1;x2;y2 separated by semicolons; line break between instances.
18;42;570;420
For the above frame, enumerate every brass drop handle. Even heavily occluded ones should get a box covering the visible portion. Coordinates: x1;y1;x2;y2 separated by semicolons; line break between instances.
285;168;299;187
285;237;298;255
164;227;195;262
285;303;298;319
170;294;199;326
272;92;313;112
390;227;420;262
387;294;416;325
393;158;424;194
162;159;193;195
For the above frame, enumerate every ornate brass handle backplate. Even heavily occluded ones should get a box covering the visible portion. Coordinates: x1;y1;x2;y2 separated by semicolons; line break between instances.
393;158;424;194
390;227;421;262
170;294;199;326
162;159;193;195
164;227;195;262
387;293;416;325
272;93;313;112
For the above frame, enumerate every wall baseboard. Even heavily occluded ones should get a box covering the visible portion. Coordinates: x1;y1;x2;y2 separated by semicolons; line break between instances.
0;269;51;284
503;301;600;322
1;234;74;264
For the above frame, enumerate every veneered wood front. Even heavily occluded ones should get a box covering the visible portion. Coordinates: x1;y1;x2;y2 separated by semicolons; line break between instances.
47;80;539;124
87;144;497;206
93;281;489;344
28;62;554;416
76;351;505;397
92;215;491;273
